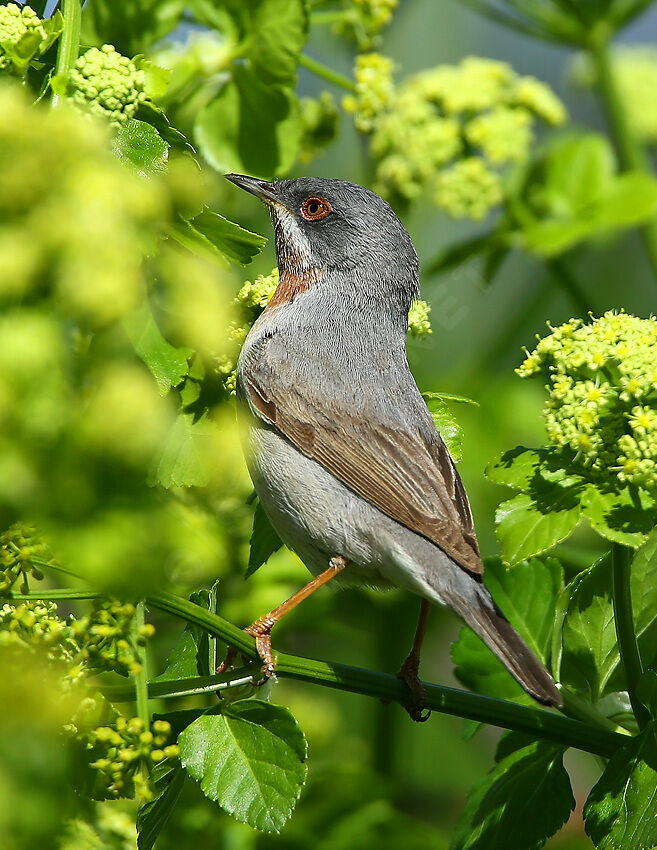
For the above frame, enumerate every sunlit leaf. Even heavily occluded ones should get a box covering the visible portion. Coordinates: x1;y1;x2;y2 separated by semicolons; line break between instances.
123;303;192;395
495;490;581;565
246;501;283;579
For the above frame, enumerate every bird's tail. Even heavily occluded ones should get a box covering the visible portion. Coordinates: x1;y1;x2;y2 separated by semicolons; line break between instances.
446;580;562;707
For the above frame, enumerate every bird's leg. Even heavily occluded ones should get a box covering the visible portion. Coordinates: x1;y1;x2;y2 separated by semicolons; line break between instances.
218;555;348;681
397;598;432;722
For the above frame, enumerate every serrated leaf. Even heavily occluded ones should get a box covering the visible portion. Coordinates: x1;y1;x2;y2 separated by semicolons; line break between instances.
495;490;581;565
246;502;283;579
452;557;562;700
188;209;267;266
249;0;308;87
423;394;465;461
452;742;574;850
584;725;657;850
149;412;211;488
195;66;301;178
179;699;307;833
112;119;169;176
137;763;185;850
557;530;657;700
123;303;192;395
486;447;550;492
581;484;657;549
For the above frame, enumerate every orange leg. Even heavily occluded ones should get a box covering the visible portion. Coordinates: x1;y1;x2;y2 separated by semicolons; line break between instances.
397;598;432;722
219;555;348;679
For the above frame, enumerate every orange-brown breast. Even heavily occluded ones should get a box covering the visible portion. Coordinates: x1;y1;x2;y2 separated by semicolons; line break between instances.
263;267;320;313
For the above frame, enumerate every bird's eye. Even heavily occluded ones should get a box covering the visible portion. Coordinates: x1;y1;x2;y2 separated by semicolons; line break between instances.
301;196;331;221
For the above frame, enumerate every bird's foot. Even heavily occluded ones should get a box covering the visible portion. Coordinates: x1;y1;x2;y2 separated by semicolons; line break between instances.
216;616;276;686
397;652;431;723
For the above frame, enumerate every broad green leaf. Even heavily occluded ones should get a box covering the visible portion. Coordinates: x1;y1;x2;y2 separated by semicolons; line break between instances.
152;624;201;682
521;218;593;257
112;119;169;176
81;0;185;56
134;56;171;100
423;394;465;461
137;763;186;850
452;557;563;700
582;484;657;549
558;529;657;699
537;134;614;216
149;412;211;488
123;303;192;395
495;490;581;565
189;209;267;266
136;101;195;153
452;742;574;850
179;699;307;833
249;0;309;87
486;447;550;492
584;725;657;850
167;218;229;266
195;66;301;178
246;501;283;579
594;173;657;228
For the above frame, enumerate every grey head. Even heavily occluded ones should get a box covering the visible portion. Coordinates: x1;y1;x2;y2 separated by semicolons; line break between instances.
225;174;420;313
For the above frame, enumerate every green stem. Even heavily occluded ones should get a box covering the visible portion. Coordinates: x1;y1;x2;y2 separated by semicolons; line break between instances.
589;35;657;287
5;589;103;601
133;601;151;728
146;590;626;758
299;53;356;92
611;542;650;728
98;664;263;702
547;258;595;317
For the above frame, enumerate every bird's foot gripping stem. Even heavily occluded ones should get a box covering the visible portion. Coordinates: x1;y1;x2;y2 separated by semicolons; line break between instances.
397;650;431;723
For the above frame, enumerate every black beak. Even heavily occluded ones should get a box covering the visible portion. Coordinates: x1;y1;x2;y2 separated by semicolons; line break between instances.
224;173;278;204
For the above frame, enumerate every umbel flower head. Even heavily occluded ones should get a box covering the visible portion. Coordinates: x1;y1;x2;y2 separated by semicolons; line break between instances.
517;312;657;494
345;55;566;219
0;4;59;74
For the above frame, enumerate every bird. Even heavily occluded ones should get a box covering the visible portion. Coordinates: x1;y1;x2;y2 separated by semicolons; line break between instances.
224;172;562;718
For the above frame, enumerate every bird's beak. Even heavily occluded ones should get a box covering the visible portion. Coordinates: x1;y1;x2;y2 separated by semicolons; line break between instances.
224;173;278;205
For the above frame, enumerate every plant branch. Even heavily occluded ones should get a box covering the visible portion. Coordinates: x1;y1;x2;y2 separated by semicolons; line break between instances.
133;601;151;728
611;542;650;729
589;36;657;287
299;53;356;92
145;590;626;758
98;664;263;702
52;0;81;107
547;257;595;317
5;589;103;601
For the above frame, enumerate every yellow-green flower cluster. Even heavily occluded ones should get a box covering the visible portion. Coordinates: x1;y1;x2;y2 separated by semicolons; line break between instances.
350;56;566;219
0;4;46;72
0;601;80;670
343;53;394;133
85;717;179;801
64;45;147;125
336;0;398;48
218;269;433;391
517;312;657;492
73;599;154;677
0;523;47;594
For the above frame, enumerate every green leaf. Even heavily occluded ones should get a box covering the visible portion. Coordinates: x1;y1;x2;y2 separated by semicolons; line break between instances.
188;209;267;266
495;489;582;565
582;484;657;549
538;135;615;215
423;394;466;462
149;413;211;488
137;763;186;850
452;557;563;700
486;447;551;492
178;699;307;833
111;119;169;176
584;725;657;850
594;173;657;228
152;624;201;682
195;66;301;178
134;56;171;100
80;0;185;56
558;529;657;700
136;101;195;153
246;502;283;579
123;303;192;395
249;0;309;87
452;742;574;850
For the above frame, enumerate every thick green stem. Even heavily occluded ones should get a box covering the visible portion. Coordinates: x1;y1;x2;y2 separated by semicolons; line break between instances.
611;543;650;728
146;590;626;758
133;601;151;728
99;664;263;702
52;0;81;108
589;36;657;287
6;589;103;601
299;53;356;92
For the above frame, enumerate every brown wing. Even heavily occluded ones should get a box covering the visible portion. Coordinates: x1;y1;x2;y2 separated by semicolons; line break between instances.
244;374;483;575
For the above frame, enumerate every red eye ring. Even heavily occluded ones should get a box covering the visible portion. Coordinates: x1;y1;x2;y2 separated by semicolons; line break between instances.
301;196;332;221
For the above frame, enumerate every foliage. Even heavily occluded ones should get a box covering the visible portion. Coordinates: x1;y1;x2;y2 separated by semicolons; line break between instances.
4;0;657;849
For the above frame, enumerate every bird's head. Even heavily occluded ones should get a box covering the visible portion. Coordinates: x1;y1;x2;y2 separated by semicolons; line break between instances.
225;174;419;310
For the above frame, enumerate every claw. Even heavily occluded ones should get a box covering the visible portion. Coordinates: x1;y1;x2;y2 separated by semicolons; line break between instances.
397;652;431;723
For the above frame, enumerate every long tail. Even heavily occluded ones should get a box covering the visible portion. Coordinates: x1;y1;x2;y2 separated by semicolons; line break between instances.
445;580;562;707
